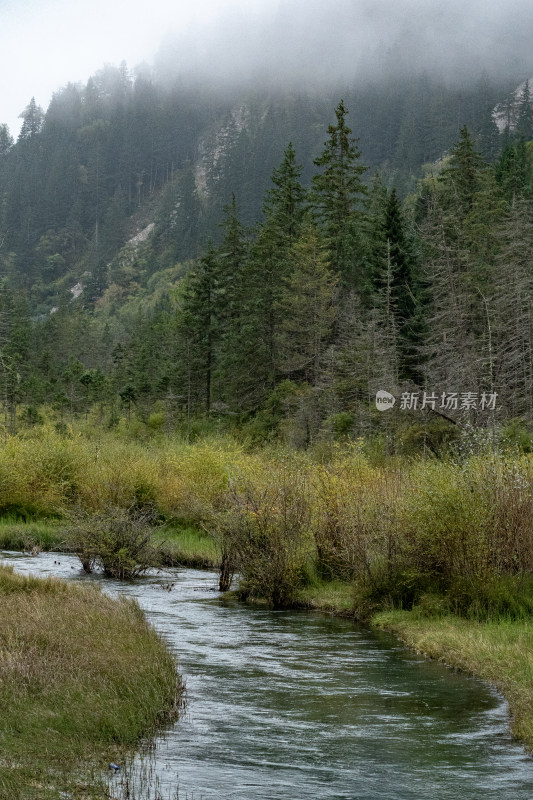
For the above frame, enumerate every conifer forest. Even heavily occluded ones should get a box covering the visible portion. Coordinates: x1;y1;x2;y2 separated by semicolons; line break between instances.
1;66;533;452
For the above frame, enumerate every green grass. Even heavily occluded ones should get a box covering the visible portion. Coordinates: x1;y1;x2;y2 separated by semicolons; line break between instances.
373;609;533;750
0;517;221;571
296;579;356;615
153;524;220;569
0;516;63;551
0;565;181;799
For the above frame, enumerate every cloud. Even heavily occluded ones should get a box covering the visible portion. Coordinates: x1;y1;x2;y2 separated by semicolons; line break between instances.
2;0;533;135
155;0;533;89
0;0;261;134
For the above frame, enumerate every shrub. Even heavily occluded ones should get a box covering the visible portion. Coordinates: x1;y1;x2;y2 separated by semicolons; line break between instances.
213;461;313;607
313;460;406;585
445;574;533;621
65;505;164;579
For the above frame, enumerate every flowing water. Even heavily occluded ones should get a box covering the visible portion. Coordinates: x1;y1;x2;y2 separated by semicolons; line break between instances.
3;551;533;799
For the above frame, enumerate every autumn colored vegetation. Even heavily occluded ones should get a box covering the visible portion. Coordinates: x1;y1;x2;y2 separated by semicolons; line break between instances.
1;424;532;619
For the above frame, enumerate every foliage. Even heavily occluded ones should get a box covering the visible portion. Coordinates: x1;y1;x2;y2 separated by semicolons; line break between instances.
65;505;164;578
212;457;314;606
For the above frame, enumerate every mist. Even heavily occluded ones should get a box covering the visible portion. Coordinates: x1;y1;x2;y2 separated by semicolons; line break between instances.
155;0;533;91
3;0;533;137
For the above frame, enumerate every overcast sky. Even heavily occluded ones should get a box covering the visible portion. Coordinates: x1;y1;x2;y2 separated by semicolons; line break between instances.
2;0;533;137
0;0;266;135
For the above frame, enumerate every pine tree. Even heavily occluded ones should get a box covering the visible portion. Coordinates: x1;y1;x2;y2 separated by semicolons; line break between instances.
262;142;306;241
383;189;421;382
178;243;219;413
516;80;533;142
17;98;44;141
247;143;307;388
0;125;13;158
276;222;338;387
311;100;368;287
215;195;257;407
439;126;486;215
495;140;533;202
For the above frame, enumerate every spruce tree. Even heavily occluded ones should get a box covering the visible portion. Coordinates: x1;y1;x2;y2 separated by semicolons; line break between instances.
439;126;485;214
383;189;420;382
178;243;219;413
276;222;338;387
516;80;533;142
248;143;307;387
311;100;368;287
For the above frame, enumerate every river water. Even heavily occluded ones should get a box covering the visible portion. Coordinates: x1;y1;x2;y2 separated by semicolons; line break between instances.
2;551;533;799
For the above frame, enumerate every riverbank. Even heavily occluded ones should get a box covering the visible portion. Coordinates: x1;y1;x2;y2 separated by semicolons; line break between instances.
372;610;533;752
0;565;182;800
295;580;533;752
0;518;220;570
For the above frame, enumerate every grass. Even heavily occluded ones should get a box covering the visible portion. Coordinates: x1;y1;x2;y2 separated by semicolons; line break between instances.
0;516;221;571
153;524;220;569
296;579;356;615
0;565;182;800
0;517;63;551
3;429;533;752
373;609;533;750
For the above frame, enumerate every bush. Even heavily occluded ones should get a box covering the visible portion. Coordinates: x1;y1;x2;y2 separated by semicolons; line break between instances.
65;505;164;579
445;574;533;621
313;460;405;584
213;461;313;607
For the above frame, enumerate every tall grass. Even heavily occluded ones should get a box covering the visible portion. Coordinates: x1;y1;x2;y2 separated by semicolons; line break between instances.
0;565;181;799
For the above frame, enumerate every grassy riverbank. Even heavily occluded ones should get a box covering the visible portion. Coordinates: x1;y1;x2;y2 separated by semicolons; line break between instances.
0;517;220;570
154;524;220;568
373;610;533;750
0;565;181;800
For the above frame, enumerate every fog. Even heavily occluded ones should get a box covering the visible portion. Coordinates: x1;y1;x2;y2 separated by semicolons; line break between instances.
155;0;533;90
2;0;533;136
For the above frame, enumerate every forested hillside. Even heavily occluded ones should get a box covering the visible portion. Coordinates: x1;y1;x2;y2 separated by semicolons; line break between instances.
0;64;532;452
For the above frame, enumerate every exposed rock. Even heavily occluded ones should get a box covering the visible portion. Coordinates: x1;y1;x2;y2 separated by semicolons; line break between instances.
127;222;155;248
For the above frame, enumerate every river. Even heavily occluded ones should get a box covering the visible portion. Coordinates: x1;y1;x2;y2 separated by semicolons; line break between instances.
2;551;533;799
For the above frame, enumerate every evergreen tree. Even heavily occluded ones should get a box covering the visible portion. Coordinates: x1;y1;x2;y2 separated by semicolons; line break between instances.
215;195;256;407
516;80;533;142
276;222;338;387
495;140;533;202
383;189;421;382
0;125;13;158
262;142;306;241
247;143;307;388
439;126;486;214
491;200;533;418
311;100;368;287
178;243;219;413
17;98;44;141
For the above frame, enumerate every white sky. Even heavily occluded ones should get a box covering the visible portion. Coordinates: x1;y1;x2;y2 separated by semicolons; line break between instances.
0;0;272;136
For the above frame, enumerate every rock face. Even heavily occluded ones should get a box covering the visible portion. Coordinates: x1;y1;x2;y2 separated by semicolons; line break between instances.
493;78;533;133
127;223;155;248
